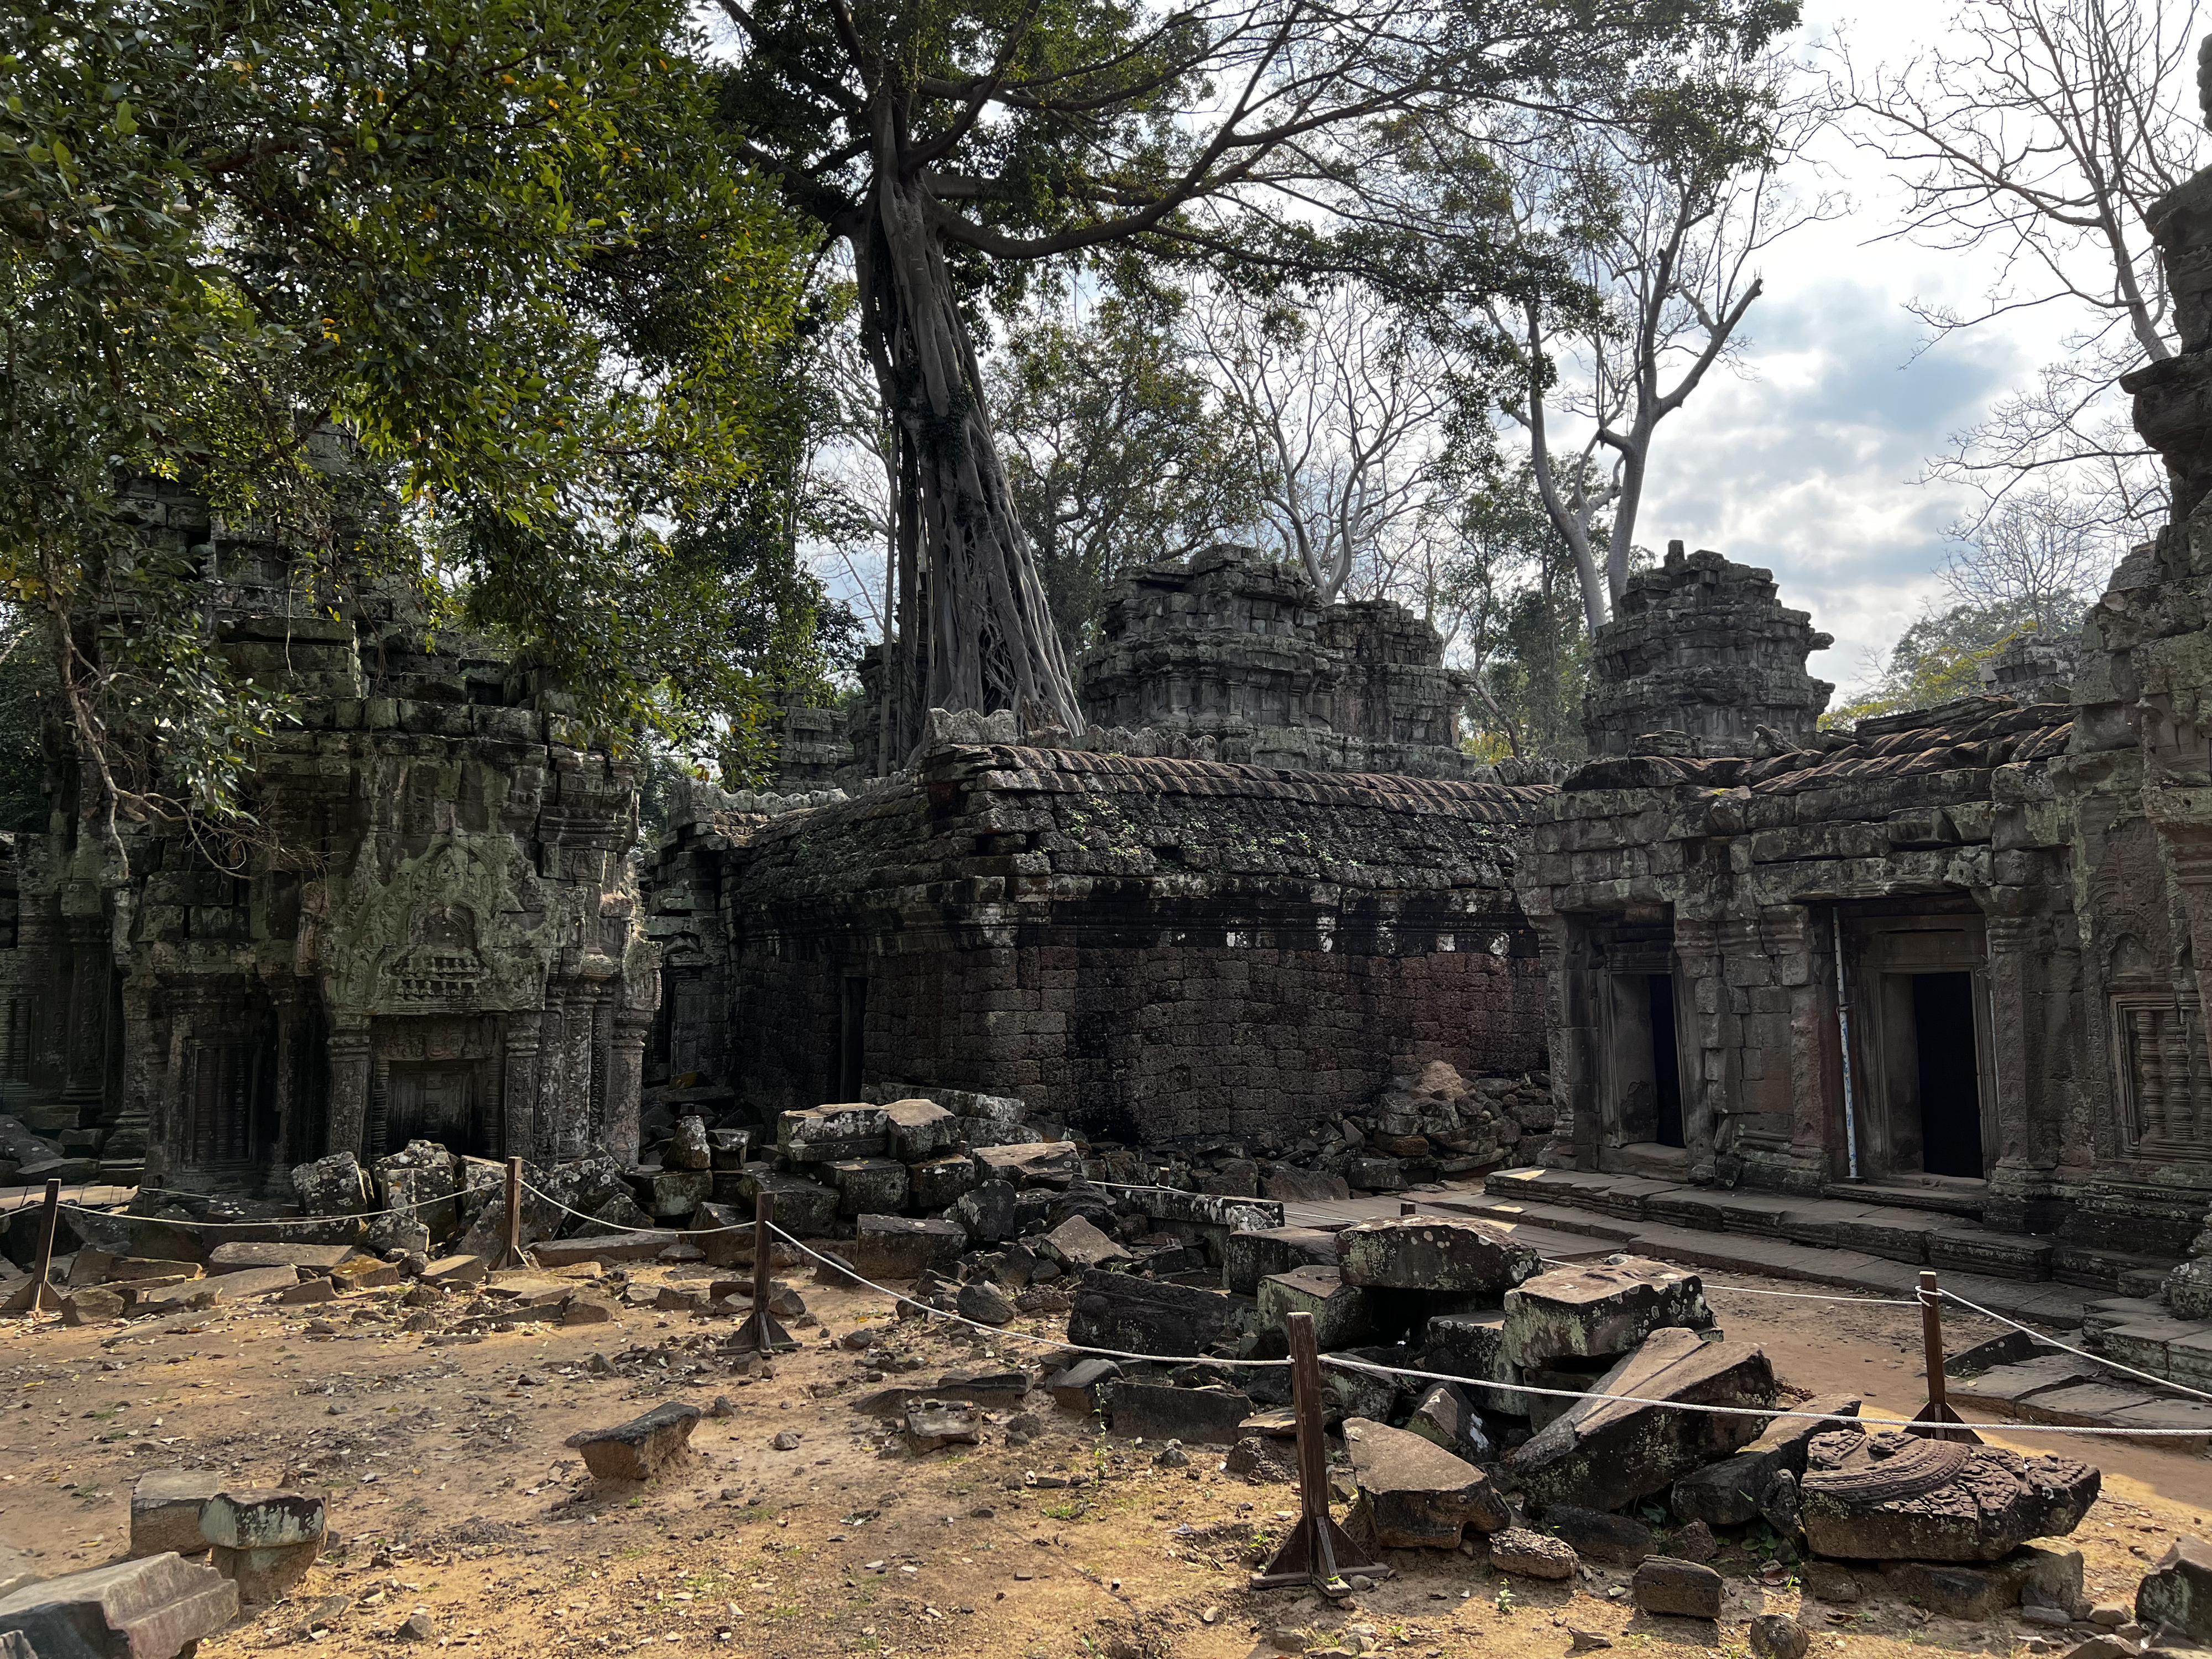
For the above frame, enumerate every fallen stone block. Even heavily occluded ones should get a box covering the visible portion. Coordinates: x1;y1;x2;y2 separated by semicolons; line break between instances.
1041;1217;1132;1273
777;1104;890;1162
1341;1418;1510;1548
1337;1216;1543;1295
419;1253;488;1286
1489;1527;1577;1579
531;1232;682;1268
291;1151;370;1216
1799;1430;2099;1562
1261;1168;1350;1203
565;1401;704;1481
331;1258;400;1291
200;1489;324;1605
1045;1358;1122;1413
1540;1505;1656;1566
135;1266;302;1314
1067;1269;1246;1359
971;1141;1081;1190
846;1215;966;1280
63;1288;124;1326
562;1297;618;1326
129;1470;223;1558
2135;1536;2212;1644
1509;1328;1777;1512
735;1170;841;1239
1225;1435;1296;1481
1220;1227;1339;1296
1632;1557;1723;1619
1423;1311;1526;1414
1879;1546;2086;1620
0;1553;237;1659
909;1154;979;1212
1749;1614;1809;1659
956;1280;1016;1326
205;1243;358;1272
628;1167;713;1220
883;1099;959;1162
660;1117;712;1172
905;1400;980;1453
950;1181;1018;1243
1671;1395;1863;1527
1256;1266;1379;1350
1502;1255;1714;1370
827;1159;909;1217
1103;1381;1250;1447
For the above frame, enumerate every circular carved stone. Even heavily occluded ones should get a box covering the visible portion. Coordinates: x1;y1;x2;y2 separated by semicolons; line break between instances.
1801;1436;1971;1503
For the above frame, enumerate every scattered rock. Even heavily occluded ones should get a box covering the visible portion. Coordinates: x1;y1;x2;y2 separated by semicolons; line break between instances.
1045;1357;1122;1413
1877;1547;2084;1621
1489;1527;1578;1580
1799;1430;2099;1562
1155;1442;1192;1469
200;1488;325;1605
1540;1505;1656;1566
1340;1418;1511;1549
770;1431;802;1451
1337;1216;1543;1293
1668;1520;1717;1563
956;1280;1016;1327
395;1611;440;1642
1749;1613;1809;1659
1501;1255;1714;1369
2136;1536;2212;1645
129;1469;224;1559
1631;1557;1723;1620
1040;1217;1133;1272
1225;1437;1296;1483
1566;1628;1614;1652
906;1400;981;1453
564;1401;704;1481
1802;1560;1860;1603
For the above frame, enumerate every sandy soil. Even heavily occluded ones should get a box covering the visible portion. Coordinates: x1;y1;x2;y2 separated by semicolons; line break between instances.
2;1258;2205;1659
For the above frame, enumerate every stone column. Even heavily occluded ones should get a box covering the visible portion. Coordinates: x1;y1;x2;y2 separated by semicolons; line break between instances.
1980;903;2058;1222
325;1017;373;1163
503;1009;542;1162
607;1006;654;1167
1673;916;1729;1180
59;917;110;1128
101;984;158;1167
1530;917;1584;1167
1763;904;1832;1193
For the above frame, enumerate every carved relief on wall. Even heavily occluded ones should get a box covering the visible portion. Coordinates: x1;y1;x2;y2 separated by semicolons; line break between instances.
380;904;485;1005
2111;990;2212;1157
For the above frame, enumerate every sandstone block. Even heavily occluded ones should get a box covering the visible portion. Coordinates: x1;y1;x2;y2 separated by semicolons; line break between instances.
736;1170;840;1238
1632;1557;1723;1619
1066;1269;1246;1358
2136;1535;2212;1644
1799;1430;2098;1562
628;1168;712;1219
290;1152;369;1216
0;1554;236;1659
776;1104;889;1162
908;1154;978;1211
1423;1311;1526;1413
1489;1527;1577;1579
846;1215;965;1280
1502;1255;1713;1369
1672;1394;1861;1526
1338;1217;1542;1295
950;1181;1018;1242
827;1158;910;1217
1104;1381;1251;1446
660;1117;712;1171
205;1243;357;1272
129;1472;222;1559
200;1489;324;1605
1879;1546;2085;1620
955;1280;1015;1326
1041;1217;1132;1272
1221;1227;1339;1296
1342;1417;1510;1548
1540;1505;1656;1566
971;1141;1081;1189
905;1400;980;1453
1402;1381;1488;1459
1045;1357;1122;1413
63;1288;123;1326
1509;1328;1776;1512
1258;1265;1379;1349
565;1401;702;1481
531;1233;678;1267
883;1099;960;1162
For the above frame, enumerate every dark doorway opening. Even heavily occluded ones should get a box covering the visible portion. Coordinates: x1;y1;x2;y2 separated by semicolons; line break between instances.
1648;974;1684;1149
385;1062;485;1157
1911;972;1984;1177
838;975;868;1100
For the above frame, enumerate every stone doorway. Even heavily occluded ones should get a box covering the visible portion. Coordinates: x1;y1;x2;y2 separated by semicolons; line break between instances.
384;1062;483;1156
1841;906;1996;1185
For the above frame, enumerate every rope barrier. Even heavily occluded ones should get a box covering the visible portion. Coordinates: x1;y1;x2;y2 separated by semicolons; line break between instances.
49;1181;505;1231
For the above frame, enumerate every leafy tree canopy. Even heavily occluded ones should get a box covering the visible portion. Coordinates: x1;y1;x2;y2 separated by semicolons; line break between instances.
2;0;815;838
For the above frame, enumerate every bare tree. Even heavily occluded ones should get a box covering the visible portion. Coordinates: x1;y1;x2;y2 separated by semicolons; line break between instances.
1484;53;1829;635
1939;483;2119;632
1193;286;1452;603
1833;0;2201;533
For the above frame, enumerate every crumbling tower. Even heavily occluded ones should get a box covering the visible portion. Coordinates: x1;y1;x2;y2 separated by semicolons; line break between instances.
1582;544;1834;758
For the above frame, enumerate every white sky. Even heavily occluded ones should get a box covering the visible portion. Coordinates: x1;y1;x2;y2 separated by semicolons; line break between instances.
1639;0;2180;697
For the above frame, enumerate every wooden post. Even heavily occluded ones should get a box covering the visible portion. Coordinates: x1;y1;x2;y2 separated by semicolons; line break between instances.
28;1179;62;1316
1398;1200;1417;1217
1908;1270;1980;1443
501;1157;523;1270
1250;1312;1389;1595
724;1190;794;1360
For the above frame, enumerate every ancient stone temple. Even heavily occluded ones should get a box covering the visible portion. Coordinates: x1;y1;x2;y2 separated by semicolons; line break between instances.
643;743;1548;1141
0;480;658;1191
1582;545;1834;758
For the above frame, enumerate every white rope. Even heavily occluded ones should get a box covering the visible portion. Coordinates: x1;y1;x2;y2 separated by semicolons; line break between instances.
1939;1287;2212;1406
1704;1284;1926;1308
54;1181;505;1231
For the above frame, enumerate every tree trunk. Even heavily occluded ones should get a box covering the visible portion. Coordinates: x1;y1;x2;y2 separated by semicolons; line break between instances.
850;175;1085;760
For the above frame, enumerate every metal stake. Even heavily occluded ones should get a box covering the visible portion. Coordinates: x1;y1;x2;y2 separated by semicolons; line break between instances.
1908;1270;1980;1443
724;1191;795;1359
1250;1312;1389;1596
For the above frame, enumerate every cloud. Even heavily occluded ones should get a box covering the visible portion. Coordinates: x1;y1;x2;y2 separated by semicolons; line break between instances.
1635;275;2026;695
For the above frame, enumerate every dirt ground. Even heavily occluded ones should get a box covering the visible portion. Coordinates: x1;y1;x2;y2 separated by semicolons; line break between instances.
2;1257;2206;1659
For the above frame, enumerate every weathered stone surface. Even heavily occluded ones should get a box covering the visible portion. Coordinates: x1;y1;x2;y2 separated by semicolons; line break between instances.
1341;1418;1510;1548
1067;1269;1246;1358
1257;1265;1378;1349
950;1181;1018;1243
200;1489;324;1604
1337;1216;1542;1294
1632;1557;1723;1620
0;1553;237;1659
1402;1381;1488;1459
420;1253;489;1285
1501;1256;1713;1369
628;1167;713;1219
1878;1546;2085;1620
908;1154;978;1211
827;1158;910;1217
530;1232;679;1267
205;1243;357;1272
1423;1311;1525;1413
1489;1527;1578;1579
1540;1505;1656;1566
777;1104;889;1162
1262;1169;1350;1203
660;1117;712;1171
972;1142;1081;1189
847;1215;966;1280
1799;1430;2099;1562
905;1400;981;1452
1104;1381;1250;1446
1045;1357;1121;1412
1671;1395;1861;1526
955;1280;1016;1326
566;1401;703;1481
290;1152;370;1217
1041;1217;1132;1272
62;1288;124;1326
883;1099;959;1162
1509;1328;1776;1511
737;1170;840;1238
128;1472;222;1559
2136;1536;2212;1643
1220;1227;1339;1296
1749;1614;1809;1659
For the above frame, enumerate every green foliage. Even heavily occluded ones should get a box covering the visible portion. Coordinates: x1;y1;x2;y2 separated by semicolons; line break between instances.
0;614;53;834
1444;468;1593;761
1;0;810;833
992;288;1266;650
1824;600;2059;727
